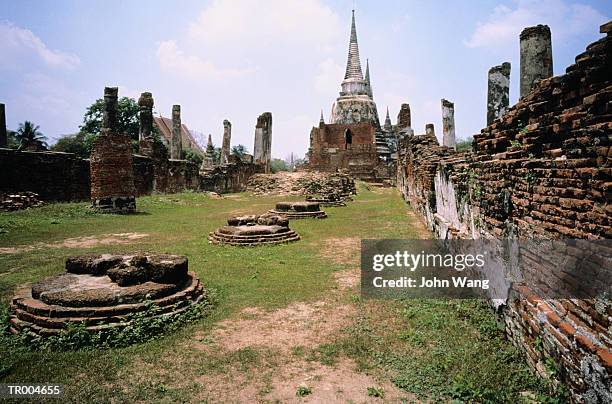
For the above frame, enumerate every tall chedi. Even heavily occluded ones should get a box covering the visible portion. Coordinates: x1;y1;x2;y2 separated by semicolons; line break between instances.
330;10;381;129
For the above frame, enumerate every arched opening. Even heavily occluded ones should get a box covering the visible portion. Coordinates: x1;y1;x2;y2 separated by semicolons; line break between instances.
344;128;352;149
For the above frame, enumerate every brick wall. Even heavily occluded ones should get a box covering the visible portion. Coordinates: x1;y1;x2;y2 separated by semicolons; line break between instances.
396;23;611;401
0;148;90;201
200;160;260;193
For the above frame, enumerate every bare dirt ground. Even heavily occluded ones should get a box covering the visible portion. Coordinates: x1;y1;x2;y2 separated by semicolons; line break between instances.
189;269;411;403
0;232;149;254
174;232;414;403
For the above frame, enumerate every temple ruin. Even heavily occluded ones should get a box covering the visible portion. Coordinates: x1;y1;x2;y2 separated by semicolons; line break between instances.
9;253;205;337
90;87;137;213
307;11;393;181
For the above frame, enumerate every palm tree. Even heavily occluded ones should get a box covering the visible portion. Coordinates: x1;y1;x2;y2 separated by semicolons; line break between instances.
16;121;48;151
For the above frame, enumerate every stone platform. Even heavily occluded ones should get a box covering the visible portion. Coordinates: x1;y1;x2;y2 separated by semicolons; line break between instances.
268;202;327;219
9;253;205;337
305;193;349;207
208;213;300;246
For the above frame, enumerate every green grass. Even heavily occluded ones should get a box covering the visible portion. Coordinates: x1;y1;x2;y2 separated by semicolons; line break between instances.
0;185;561;402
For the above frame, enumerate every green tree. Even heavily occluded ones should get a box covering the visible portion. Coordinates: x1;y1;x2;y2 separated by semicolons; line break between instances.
270;158;288;173
184;149;203;166
231;144;249;157
6;130;20;149
456;138;473;152
51;132;96;158
80;97;140;140
15;121;48;151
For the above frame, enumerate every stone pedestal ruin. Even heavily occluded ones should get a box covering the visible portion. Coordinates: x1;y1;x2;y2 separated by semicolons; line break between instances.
305;194;347;207
520;25;553;97
0;103;7;148
487;62;511;125
269;201;327;219
90;87;136;213
253;112;272;173
221;120;231;165
208;213;300;246
9;253;205;337
441;99;456;149
171;105;182;159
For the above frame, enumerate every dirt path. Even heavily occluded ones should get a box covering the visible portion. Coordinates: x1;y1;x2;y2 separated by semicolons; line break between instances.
0;232;149;254
181;234;414;403
188;268;410;403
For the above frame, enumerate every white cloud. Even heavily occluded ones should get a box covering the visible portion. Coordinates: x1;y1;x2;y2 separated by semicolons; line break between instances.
156;40;252;78
465;0;608;48
0;21;80;69
314;58;344;94
188;0;341;48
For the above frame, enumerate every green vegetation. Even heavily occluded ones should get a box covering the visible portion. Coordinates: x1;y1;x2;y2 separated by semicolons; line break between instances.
0;186;560;401
52;96;162;157
270;158;288;173
230;144;248;158
14;120;48;150
183;149;203;166
295;386;312;397
51;131;95;158
455;138;473;152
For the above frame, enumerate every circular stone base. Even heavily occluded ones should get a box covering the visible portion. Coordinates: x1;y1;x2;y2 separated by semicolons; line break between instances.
208;225;300;246
9;272;204;337
305;197;347;207
270;201;327;219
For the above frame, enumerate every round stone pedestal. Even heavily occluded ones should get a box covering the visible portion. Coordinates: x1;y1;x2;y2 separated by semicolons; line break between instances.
9;253;205;337
269;202;327;219
208;213;300;246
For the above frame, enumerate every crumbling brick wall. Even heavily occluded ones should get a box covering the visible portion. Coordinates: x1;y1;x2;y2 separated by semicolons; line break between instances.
0;149;203;201
200;160;259;193
0;149;90;201
396;23;611;401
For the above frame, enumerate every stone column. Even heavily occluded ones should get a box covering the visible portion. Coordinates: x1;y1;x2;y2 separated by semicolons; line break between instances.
0;103;6;148
90;87;136;213
487;63;511;125
520;25;553;97
253;112;272;173
138;92;154;141
171;105;182;159
441;99;456;149
221;119;232;164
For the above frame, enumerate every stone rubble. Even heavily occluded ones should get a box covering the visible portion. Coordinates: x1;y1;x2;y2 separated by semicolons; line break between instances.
0;191;44;211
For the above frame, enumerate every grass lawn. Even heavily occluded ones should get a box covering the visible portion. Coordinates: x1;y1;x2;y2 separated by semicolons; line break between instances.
0;185;559;402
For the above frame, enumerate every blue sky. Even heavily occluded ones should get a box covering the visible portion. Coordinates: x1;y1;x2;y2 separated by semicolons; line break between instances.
1;0;609;158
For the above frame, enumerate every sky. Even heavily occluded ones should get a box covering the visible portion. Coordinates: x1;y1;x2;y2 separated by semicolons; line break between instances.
1;0;609;159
